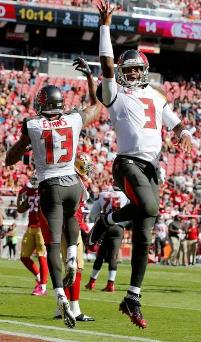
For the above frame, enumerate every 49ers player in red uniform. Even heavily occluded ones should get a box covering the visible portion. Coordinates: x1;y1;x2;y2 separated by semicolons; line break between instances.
17;172;49;296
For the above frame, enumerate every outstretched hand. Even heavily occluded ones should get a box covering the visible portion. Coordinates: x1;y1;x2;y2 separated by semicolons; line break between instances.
179;134;192;154
73;57;92;77
97;0;114;26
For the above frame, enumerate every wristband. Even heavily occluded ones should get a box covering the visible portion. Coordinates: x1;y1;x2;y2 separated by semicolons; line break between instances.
99;25;114;58
180;129;192;141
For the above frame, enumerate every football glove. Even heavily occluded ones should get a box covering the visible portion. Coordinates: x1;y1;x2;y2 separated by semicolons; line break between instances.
73;57;92;77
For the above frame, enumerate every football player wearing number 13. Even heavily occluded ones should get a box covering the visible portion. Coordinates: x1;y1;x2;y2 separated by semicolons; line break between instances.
88;0;193;329
5;57;101;329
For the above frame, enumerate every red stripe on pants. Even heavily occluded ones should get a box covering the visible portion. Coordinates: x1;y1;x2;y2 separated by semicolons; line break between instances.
124;177;140;207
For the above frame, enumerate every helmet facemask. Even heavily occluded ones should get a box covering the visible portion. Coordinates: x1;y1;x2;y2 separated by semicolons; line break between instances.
117;50;149;89
30;171;39;189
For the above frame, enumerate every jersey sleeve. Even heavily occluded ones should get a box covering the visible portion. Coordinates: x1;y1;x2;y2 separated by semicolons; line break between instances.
66;108;85;126
162;104;181;130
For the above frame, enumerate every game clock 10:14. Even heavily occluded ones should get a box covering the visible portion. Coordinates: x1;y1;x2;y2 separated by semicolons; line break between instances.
16;6;55;25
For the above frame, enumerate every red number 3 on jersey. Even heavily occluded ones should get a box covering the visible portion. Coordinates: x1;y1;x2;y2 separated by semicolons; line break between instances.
140;98;157;129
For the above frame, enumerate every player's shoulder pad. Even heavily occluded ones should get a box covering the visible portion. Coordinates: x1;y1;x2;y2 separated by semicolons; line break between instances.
150;84;167;101
65;108;84;119
64;108;80;115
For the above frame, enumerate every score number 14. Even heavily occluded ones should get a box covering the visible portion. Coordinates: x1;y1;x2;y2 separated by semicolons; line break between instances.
145;21;157;33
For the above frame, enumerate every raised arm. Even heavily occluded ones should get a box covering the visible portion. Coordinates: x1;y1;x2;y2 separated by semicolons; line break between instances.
97;1;114;78
73;57;101;127
73;57;97;105
97;1;117;106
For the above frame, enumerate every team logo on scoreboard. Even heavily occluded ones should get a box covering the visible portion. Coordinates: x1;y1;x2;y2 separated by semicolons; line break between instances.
171;23;201;40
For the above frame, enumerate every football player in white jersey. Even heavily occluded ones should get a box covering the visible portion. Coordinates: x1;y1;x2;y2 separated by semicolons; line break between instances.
5;58;101;329
85;186;129;292
88;1;193;329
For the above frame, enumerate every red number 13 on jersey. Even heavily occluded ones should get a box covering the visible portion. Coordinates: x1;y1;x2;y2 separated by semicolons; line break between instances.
140;98;157;129
41;127;73;164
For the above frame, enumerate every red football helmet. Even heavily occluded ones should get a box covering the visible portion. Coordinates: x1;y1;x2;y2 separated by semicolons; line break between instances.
117;49;149;88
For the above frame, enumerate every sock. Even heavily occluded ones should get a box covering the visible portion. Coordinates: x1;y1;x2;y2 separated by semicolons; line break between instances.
70;300;81;317
40;284;46;291
67;245;77;262
91;269;100;280
55;288;67;302
21;257;39;277
36;273;40;282
69;271;81;301
128;286;141;295
64;286;70;299
108;270;116;282
38;256;48;284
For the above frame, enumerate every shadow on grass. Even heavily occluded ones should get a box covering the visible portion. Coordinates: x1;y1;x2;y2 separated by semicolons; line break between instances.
0;285;30;289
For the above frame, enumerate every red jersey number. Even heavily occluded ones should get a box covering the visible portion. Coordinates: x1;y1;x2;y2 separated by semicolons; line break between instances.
140;98;157;129
41;128;73;164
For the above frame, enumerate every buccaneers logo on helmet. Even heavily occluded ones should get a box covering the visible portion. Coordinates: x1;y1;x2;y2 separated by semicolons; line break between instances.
37;88;48;107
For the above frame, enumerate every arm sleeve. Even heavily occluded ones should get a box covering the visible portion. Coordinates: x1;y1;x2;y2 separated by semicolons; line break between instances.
162;104;181;130
102;76;118;107
21;118;28;136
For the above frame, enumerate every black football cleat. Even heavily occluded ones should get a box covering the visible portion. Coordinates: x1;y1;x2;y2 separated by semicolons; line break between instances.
76;313;95;321
119;292;147;329
88;213;110;247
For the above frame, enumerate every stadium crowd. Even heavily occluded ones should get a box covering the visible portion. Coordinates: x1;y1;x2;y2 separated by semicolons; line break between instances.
0;63;200;263
18;0;201;20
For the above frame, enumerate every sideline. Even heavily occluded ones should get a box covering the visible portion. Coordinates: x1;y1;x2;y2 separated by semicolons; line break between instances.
0;330;76;342
0;319;165;342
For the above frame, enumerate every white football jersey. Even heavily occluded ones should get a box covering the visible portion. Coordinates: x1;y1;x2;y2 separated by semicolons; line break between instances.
107;84;180;166
90;189;128;222
25;112;83;182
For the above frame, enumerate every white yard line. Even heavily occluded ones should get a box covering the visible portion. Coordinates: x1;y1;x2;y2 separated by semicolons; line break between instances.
0;319;165;342
0;330;76;342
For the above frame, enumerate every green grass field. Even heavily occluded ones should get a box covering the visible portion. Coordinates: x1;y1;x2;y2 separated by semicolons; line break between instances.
0;259;201;342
